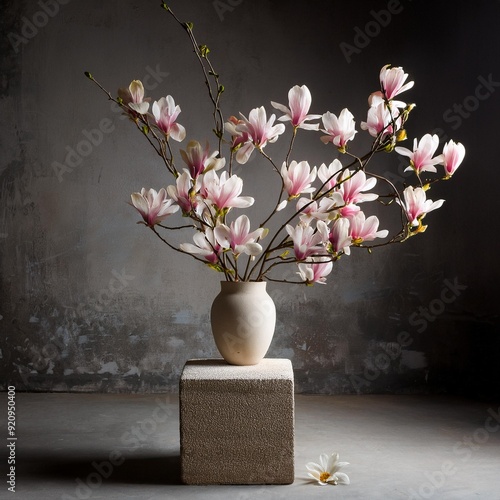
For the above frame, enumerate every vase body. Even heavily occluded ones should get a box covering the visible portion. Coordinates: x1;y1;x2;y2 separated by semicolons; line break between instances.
210;281;276;366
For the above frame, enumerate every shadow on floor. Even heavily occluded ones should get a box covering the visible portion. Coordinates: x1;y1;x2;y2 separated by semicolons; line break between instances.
17;451;182;485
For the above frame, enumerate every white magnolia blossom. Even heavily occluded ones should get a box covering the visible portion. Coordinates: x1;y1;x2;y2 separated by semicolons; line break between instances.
306;453;350;486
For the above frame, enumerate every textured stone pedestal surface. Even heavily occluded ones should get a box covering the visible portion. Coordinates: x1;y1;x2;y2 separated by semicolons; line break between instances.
180;358;295;485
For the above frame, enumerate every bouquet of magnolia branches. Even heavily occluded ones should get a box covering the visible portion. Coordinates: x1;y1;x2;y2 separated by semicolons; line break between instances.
86;3;465;286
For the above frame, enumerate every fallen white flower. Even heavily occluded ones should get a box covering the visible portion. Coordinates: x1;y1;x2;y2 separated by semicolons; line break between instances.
306;452;350;486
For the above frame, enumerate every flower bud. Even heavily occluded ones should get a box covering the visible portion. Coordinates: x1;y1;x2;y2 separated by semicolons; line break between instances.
400;103;416;125
199;45;210;58
396;129;407;142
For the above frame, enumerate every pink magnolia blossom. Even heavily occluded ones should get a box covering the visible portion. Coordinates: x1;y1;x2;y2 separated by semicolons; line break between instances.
130;187;179;227
360;102;401;139
442;140;466;178
214;215;266;256
395;134;444;175
118;80;150;114
271;84;321;130
367;91;384;108
180;140;225;179
397;186;445;227
286;223;325;261
318;159;343;192
201;170;254;211
319;218;351;256
235;106;286;164
338;204;361;218
151;95;186;142
167;171;200;215
281;160;317;199
180;228;221;264
225;116;250;151
379;64;414;103
297;257;333;285
320;109;357;152
296;197;340;224
348;212;388;243
337;170;378;207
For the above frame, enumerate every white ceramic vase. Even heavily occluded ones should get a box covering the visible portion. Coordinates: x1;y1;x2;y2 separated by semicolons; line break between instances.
210;281;276;366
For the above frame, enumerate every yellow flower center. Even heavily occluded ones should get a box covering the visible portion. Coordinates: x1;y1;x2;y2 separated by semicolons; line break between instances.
319;472;331;483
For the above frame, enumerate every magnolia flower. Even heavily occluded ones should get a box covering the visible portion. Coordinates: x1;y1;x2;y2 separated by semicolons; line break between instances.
336;170;378;210
320;109;357;152
379;64;414;104
297;258;333;285
398;186;445;227
317;159;343;193
109;61;460;287
395;133;444;175
225;116;250;150
281;160;317;199
236;106;286;164
367;91;384;108
306;453;350;486
349;212;388;243
338;204;361;218
360;102;401;139
181;140;225;179
118;80;150;114
130;188;179;227
319;218;351;256
214;215;266;256
296;197;340;224
442;140;466;178
152;95;186;142
286;223;325;261
201;170;254;211
167;171;200;215
180;228;221;264
271;84;321;130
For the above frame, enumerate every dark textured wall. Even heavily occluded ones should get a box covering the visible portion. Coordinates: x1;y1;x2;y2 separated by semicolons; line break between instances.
1;0;499;398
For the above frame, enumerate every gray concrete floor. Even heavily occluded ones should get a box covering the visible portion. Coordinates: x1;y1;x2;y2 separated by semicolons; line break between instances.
1;393;499;499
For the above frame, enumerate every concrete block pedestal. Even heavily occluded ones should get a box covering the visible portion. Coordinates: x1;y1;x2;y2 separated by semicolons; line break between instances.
180;358;295;485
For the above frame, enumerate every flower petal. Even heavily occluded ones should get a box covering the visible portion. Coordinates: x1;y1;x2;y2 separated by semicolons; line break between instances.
334;472;350;485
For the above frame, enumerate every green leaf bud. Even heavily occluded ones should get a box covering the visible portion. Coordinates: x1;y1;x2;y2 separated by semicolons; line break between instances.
199;45;210;58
